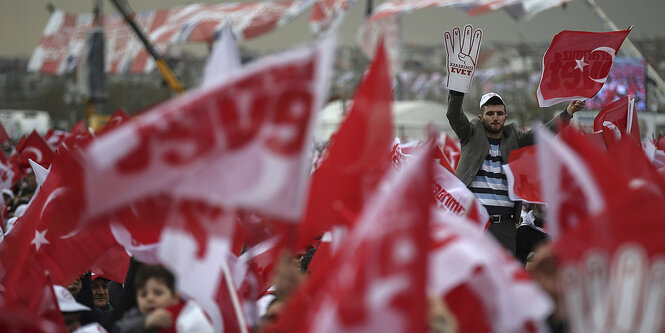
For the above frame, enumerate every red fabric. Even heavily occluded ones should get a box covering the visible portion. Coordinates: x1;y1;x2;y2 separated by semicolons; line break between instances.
306;237;332;276
0;145;121;310
18;130;54;169
63;121;94;148
553;191;665;331
443;283;491;333
159;302;187;333
593;96;640;143
0;122;9;144
88;245;130;284
537;28;631;107
98;108;131;135
44;129;69;149
278;143;433;333
297;39;393;249
505;146;543;203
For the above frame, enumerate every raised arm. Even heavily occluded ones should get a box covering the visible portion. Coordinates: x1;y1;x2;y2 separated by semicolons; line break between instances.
446;91;474;143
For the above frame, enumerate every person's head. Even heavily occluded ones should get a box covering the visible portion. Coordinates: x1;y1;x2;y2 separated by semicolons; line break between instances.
91;275;110;309
66;276;82;299
134;265;180;315
478;92;507;136
54;285;90;333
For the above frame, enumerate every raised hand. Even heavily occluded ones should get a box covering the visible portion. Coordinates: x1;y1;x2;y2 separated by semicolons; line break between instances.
444;24;482;93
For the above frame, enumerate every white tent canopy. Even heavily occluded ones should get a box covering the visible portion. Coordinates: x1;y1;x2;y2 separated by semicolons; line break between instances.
316;100;478;141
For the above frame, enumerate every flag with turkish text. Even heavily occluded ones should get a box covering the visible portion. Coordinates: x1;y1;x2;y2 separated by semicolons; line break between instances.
278;144;433;333
536;28;631;107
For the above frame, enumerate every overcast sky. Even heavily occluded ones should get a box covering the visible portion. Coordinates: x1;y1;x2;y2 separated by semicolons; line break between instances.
0;0;663;58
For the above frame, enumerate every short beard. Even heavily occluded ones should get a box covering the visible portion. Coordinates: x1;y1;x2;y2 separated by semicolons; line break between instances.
483;122;503;134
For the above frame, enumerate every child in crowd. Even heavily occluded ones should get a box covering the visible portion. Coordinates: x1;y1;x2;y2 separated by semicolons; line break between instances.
112;264;213;333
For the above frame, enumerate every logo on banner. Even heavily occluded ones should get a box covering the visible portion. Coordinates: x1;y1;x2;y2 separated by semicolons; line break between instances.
545;47;614;91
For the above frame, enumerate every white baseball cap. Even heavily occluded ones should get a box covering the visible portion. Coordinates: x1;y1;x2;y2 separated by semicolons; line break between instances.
479;92;505;108
54;285;90;312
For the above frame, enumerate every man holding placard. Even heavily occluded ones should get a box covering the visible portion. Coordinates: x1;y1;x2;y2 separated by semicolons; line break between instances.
443;24;585;254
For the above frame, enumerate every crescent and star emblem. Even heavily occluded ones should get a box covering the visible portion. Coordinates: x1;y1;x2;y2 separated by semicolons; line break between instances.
574;47;616;84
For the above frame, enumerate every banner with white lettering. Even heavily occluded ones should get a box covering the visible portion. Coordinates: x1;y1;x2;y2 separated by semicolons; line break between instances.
391;138;489;230
29;1;313;74
75;36;334;223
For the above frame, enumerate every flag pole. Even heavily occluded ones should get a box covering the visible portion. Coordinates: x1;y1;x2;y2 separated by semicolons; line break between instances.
109;0;185;94
220;257;250;333
584;0;665;99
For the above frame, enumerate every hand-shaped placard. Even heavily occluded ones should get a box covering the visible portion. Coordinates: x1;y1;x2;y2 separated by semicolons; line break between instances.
444;25;482;93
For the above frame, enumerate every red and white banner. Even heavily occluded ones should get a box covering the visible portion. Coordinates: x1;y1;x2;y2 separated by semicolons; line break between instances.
428;213;552;332
392;138;489;230
536;28;631;107
29;1;313;74
279;143;433;333
74;37;333;227
537;127;630;240
357;0;566;73
310;0;355;34
554;192;665;333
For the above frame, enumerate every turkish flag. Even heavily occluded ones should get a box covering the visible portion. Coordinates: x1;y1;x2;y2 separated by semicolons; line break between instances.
503;145;544;203
62;120;95;148
44;129;69;150
554;190;665;332
607;134;665;199
18;130;54;169
537;127;628;240
98;108;131;135
536;28;631;107
297;39;393;249
0;144;123;309
594;96;640;143
278;143;433;333
428;215;552;332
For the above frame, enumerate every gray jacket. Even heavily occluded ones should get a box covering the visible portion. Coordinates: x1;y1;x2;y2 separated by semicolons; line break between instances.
446;92;572;215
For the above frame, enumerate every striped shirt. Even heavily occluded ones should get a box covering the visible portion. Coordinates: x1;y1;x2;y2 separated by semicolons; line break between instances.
468;137;515;215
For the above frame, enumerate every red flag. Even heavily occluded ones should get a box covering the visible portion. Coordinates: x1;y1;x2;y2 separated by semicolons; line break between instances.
392;138;489;230
428;215;552;332
594;96;640;143
554;191;665;332
0;145;122;308
439;133;460;171
503;146;544;203
297;39;393;249
537;127;628;239
98;108;131;134
158;206;248;333
536;28;631;107
0;122;9;144
607;134;665;198
278;143;433;333
309;0;352;34
18;130;54;169
65;37;334;233
44;129;69;150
